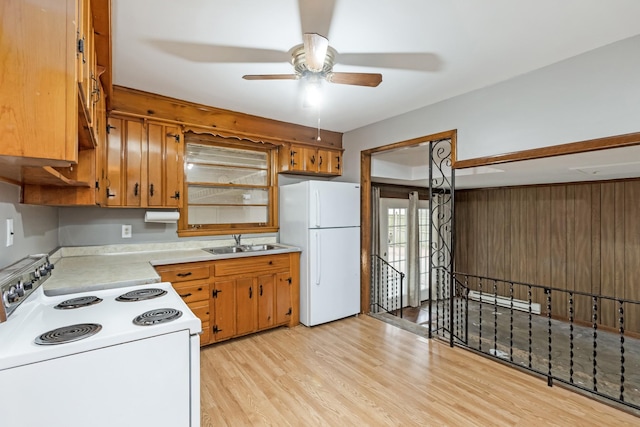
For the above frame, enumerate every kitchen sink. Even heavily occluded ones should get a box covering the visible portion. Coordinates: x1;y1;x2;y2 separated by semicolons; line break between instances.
204;244;283;255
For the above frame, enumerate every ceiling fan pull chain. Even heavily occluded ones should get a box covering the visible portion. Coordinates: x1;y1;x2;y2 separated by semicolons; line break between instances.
317;117;321;142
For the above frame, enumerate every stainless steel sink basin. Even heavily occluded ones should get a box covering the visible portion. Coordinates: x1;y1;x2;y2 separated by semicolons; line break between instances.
204;246;245;255
204;244;283;255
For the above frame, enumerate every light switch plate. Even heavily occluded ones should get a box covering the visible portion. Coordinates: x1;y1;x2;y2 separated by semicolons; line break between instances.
122;224;132;239
6;219;14;247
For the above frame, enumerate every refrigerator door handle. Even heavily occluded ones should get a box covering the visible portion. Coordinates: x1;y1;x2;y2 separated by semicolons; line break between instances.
315;190;321;228
316;233;321;285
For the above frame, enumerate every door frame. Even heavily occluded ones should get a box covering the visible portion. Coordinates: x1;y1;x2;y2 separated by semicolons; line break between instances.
360;129;458;314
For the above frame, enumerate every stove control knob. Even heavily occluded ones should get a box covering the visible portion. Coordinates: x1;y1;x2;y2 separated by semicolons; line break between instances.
15;281;25;297
24;280;34;291
33;269;41;279
4;286;19;304
39;266;49;276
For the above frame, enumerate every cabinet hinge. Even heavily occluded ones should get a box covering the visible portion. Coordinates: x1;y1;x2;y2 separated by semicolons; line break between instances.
106;124;116;134
170;191;180;200
212;289;219;298
286;308;292;316
77;37;84;55
287;277;292;284
213;325;221;334
95;181;99;190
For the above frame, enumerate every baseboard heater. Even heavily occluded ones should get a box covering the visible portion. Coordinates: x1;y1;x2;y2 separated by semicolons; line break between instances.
467;291;541;315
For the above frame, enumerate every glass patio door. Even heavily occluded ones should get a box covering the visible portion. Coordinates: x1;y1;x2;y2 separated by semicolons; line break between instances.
379;198;429;304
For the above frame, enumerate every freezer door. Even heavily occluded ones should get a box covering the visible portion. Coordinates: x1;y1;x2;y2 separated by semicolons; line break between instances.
309;181;360;228
307;227;360;326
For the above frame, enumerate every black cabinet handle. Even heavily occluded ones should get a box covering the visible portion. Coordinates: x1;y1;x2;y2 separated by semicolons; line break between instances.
134;183;139;196
179;293;192;298
259;284;263;296
249;286;253;299
149;183;154;197
176;272;192;277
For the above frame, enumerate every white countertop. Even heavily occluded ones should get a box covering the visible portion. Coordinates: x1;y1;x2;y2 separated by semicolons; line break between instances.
43;241;300;296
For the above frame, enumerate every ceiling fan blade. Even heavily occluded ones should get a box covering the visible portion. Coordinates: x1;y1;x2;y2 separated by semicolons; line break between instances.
147;40;290;63
298;0;335;37
337;53;443;72
242;74;299;81
327;72;382;87
303;33;329;72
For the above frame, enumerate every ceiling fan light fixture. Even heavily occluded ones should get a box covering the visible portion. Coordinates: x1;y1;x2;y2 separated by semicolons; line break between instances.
302;73;324;108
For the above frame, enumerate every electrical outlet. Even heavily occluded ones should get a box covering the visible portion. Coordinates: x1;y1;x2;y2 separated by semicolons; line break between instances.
122;224;132;239
6;219;13;247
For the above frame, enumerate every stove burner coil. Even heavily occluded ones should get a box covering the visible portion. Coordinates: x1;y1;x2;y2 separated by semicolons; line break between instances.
116;288;167;302
54;296;103;309
34;323;102;345
133;308;182;326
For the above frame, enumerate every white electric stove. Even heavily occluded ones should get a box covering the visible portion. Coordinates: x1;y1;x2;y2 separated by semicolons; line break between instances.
0;255;201;427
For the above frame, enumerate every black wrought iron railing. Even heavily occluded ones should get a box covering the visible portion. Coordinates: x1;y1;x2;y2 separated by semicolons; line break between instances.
371;255;404;318
452;272;640;412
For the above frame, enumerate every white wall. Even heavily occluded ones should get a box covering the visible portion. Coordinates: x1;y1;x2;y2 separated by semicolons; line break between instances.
0;182;59;269
341;35;640;183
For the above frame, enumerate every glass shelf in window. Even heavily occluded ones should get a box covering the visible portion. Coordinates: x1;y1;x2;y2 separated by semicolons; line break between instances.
187;164;267;186
188;186;269;205
186;143;267;168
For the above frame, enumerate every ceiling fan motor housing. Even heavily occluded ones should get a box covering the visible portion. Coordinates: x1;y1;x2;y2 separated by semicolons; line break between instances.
291;44;337;77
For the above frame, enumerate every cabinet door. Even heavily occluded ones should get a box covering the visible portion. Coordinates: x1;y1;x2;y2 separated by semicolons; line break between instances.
94;83;107;206
105;117;124;206
275;272;292;325
124;119;145;207
0;0;77;162
329;150;342;175
236;277;256;335
212;280;236;342
257;274;275;330
303;147;319;173
288;146;305;172
147;123;183;207
78;0;91;112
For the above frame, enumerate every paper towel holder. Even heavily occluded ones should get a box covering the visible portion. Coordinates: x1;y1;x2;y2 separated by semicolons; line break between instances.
144;211;180;223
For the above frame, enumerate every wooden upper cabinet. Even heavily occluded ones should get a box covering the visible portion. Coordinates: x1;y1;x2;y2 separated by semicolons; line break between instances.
105;115;184;208
278;143;343;176
147;122;184;207
0;0;78;164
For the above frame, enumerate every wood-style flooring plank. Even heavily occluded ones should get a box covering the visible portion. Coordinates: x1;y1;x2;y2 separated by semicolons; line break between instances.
200;316;638;426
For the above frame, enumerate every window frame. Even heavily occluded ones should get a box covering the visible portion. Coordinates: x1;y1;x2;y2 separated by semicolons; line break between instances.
178;134;279;237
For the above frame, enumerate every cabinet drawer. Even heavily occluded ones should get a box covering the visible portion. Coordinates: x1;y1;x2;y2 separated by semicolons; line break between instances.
188;299;210;320
158;263;209;283
173;280;209;303
200;321;211;346
213;254;290;277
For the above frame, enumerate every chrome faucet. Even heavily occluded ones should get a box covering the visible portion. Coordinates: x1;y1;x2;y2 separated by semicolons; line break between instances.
232;234;242;246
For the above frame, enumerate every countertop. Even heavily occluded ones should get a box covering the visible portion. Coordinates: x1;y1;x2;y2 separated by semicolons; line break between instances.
43;240;300;296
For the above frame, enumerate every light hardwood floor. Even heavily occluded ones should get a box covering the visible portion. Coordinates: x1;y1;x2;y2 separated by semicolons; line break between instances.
200;315;638;426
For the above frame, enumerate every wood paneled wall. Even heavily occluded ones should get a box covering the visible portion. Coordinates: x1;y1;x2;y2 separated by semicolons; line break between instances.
455;179;640;332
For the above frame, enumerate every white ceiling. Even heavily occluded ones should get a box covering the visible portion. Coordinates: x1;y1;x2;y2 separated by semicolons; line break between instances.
372;144;640;189
112;0;640;134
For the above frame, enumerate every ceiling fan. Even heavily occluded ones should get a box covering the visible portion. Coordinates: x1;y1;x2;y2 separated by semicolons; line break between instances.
242;33;383;88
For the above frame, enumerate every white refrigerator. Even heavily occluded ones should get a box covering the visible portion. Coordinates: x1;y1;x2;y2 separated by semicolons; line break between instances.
279;180;361;326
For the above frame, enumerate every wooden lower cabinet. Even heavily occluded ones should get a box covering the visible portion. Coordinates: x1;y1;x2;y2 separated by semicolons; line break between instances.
155;262;212;346
155;251;300;346
210;252;299;343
